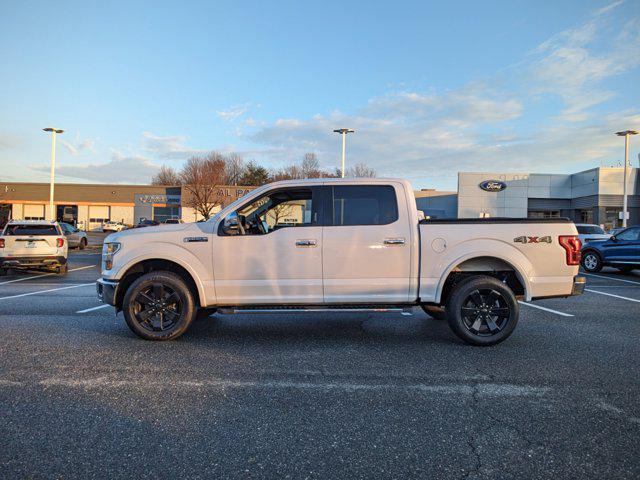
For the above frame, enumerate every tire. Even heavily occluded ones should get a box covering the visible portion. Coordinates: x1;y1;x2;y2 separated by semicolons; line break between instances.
421;304;446;320
0;268;6;277
445;275;519;346
123;271;197;341
56;264;68;275
79;238;87;250
616;266;635;274
582;251;602;273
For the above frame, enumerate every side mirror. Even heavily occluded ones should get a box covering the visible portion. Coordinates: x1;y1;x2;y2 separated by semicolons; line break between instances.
610;235;617;242
222;212;240;235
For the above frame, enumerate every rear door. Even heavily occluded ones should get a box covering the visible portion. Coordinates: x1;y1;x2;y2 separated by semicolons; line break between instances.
1;224;61;256
322;183;413;303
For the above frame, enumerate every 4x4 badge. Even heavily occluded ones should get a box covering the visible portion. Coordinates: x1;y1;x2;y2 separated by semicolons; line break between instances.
514;236;552;244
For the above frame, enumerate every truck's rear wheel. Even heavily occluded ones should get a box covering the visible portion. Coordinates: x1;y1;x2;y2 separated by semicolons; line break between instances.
421;305;446;320
445;275;518;346
123;271;196;341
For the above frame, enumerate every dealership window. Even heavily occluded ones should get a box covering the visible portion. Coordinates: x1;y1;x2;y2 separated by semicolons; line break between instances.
528;210;560;219
330;185;398;226
579;209;593;224
153;206;180;223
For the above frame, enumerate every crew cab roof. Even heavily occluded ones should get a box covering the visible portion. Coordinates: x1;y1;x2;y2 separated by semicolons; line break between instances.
6;220;58;225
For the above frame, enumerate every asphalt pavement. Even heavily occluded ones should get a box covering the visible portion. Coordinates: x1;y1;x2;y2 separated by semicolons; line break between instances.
0;252;639;479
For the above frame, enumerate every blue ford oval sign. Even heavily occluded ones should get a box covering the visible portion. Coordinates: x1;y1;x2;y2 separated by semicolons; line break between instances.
479;180;507;192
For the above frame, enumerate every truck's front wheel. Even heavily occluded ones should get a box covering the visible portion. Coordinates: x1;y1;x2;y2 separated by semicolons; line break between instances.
123;271;197;341
445;275;519;346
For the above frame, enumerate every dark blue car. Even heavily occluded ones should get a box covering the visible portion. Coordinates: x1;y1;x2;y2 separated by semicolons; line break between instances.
581;225;640;273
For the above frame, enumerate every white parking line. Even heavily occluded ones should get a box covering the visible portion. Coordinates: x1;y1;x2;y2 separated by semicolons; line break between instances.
76;304;110;314
585;288;640;304
0;283;95;301
0;265;96;285
518;301;574;317
583;273;640;286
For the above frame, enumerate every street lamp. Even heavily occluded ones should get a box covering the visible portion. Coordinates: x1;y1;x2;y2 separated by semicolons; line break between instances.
43;128;64;221
615;130;638;228
333;128;355;178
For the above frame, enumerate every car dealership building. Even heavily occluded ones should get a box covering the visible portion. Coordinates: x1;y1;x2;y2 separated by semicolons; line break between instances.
1;165;638;231
0;182;254;230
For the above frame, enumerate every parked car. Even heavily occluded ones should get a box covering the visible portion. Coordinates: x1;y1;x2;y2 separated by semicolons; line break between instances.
97;178;584;346
0;220;68;274
163;218;184;224
575;223;611;244
581;225;640;273
60;222;88;249
134;219;160;228
608;227;625;236
103;221;126;233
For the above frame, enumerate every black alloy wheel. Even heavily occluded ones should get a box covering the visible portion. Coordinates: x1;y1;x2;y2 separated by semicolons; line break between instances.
445;275;519;346
123;271;197;341
133;283;183;332
460;288;510;336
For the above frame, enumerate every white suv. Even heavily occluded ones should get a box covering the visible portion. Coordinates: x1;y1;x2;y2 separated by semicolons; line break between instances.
0;220;69;275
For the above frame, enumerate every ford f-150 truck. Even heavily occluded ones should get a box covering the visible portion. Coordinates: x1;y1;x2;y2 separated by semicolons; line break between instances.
97;178;585;346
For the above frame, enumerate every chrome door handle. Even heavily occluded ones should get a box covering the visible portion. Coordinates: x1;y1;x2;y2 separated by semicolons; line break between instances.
383;238;405;245
295;239;317;247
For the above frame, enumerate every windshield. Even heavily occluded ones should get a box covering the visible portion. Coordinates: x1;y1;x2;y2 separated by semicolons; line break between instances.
3;224;59;236
577;225;605;235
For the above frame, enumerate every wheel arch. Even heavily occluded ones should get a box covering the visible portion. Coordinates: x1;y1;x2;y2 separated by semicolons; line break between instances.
435;254;530;304
114;257;204;309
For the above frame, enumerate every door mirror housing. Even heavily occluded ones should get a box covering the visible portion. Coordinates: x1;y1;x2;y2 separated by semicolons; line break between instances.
222;212;240;235
610;235;617;242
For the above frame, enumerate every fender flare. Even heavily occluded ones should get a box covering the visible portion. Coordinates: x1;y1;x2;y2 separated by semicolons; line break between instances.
115;252;207;306
435;250;532;303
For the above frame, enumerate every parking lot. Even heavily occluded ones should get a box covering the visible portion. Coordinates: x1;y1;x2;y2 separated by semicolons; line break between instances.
1;251;639;479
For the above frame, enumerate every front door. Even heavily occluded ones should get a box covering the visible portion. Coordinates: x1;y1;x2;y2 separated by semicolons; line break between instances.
322;183;413;303
213;186;323;304
606;227;640;264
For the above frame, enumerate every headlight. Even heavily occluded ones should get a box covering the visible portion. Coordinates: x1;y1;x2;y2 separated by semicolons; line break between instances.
102;242;121;270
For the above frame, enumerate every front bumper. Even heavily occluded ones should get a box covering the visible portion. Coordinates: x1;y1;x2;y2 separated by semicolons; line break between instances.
97;278;119;306
0;255;67;269
571;275;586;296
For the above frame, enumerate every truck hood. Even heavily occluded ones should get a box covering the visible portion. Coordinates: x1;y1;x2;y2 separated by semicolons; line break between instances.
105;222;197;244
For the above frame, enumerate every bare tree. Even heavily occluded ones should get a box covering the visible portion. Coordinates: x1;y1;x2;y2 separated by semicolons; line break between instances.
151;165;182;185
180;153;228;220
224;153;245;185
301;152;321;178
346;163;376;178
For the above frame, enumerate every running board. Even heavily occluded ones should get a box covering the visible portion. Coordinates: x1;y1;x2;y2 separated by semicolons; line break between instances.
217;305;415;315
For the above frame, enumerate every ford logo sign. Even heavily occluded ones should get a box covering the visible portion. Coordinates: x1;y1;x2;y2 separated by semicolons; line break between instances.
479;180;507;192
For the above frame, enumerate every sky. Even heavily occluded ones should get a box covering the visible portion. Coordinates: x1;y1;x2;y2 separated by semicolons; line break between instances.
0;0;639;191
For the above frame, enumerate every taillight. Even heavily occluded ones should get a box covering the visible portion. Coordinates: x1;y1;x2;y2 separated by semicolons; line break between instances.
0;238;4;248
57;237;64;248
559;235;581;265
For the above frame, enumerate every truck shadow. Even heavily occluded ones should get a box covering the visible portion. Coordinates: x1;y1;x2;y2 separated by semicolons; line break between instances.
184;311;458;346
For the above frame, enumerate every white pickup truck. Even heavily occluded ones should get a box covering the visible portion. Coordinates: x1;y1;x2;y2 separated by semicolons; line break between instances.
97;178;585;346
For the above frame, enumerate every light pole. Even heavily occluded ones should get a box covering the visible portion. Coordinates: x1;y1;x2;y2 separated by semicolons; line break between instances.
615;130;638;228
43;128;64;221
333;128;354;178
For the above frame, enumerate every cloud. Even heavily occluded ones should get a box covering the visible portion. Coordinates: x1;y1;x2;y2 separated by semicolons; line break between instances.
244;6;639;184
142;131;203;159
30;151;162;184
61;137;96;156
528;5;640;121
216;103;251;121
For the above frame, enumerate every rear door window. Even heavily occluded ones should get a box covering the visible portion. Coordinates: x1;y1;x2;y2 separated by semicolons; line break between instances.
329;185;398;226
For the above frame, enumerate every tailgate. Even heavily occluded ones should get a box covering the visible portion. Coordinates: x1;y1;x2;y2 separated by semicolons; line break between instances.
1;235;60;256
